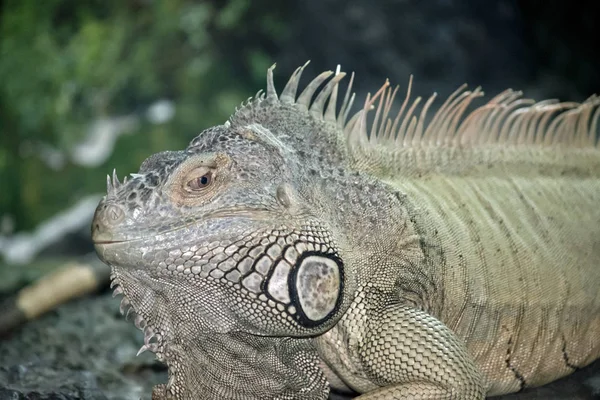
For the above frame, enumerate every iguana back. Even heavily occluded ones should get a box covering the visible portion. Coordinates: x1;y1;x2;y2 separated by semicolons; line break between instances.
334;81;600;395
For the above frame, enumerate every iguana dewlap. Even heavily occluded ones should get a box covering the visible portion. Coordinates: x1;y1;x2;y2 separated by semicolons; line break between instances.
92;63;600;399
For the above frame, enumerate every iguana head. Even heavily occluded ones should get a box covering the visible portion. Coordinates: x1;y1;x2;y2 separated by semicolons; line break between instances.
92;64;357;334
91;64;404;398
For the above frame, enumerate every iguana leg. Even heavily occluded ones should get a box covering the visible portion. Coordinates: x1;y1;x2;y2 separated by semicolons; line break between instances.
355;305;485;400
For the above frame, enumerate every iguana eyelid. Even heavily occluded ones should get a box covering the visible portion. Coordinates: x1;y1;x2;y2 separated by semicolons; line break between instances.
183;167;216;194
168;154;227;204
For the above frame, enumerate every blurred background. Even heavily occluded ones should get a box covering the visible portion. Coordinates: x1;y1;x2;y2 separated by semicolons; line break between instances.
0;0;599;399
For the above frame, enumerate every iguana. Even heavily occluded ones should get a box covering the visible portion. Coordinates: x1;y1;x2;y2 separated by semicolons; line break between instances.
91;63;600;399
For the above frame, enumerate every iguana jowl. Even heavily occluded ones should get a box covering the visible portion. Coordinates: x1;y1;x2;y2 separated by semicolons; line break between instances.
91;63;600;399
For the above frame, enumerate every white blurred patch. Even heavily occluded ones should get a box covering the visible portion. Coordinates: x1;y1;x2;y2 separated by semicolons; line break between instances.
146;99;175;125
72;115;140;167
25;100;175;170
0;195;102;265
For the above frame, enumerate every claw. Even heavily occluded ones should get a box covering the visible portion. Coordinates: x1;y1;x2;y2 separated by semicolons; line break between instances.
119;297;131;315
144;327;155;344
112;286;123;297
134;314;146;329
136;344;150;356
136;341;158;356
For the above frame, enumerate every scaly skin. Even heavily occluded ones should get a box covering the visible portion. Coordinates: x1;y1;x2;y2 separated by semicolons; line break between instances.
92;64;600;399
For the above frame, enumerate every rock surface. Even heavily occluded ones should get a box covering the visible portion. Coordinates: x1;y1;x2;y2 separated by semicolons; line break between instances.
0;294;165;400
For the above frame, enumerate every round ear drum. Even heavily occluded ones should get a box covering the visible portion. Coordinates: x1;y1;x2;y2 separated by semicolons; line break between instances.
289;252;343;327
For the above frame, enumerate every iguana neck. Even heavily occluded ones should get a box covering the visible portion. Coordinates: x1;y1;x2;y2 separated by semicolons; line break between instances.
158;332;328;399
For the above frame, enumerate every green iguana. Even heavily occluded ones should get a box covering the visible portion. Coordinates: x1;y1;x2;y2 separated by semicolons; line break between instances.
91;63;600;399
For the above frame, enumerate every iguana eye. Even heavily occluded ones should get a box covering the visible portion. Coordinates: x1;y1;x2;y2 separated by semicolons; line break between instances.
187;170;213;191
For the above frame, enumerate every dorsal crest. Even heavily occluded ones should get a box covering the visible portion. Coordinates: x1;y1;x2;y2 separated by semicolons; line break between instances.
230;63;600;178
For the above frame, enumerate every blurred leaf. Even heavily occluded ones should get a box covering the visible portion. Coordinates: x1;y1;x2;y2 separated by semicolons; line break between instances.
215;0;250;30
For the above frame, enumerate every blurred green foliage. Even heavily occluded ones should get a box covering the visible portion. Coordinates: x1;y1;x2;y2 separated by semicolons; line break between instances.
0;0;290;231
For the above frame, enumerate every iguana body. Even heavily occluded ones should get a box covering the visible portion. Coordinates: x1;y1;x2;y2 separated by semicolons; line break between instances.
92;64;600;399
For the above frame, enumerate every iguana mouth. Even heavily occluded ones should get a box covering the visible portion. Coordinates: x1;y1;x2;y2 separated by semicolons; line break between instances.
93;207;274;248
94;240;128;245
